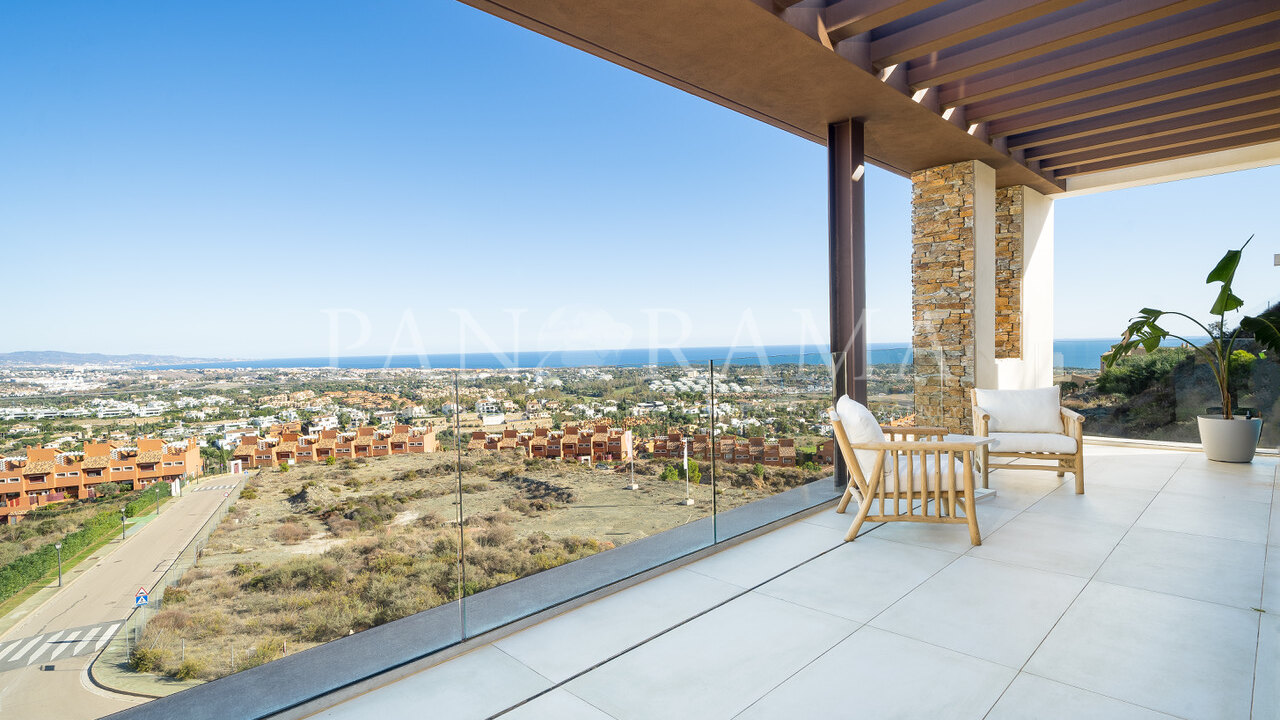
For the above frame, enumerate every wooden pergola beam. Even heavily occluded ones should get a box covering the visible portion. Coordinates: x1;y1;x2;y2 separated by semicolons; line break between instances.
1021;95;1280;158
988;52;1280;137
1037;113;1280;170
870;0;1086;68
964;26;1280;123
907;0;1219;89
822;0;943;44
937;3;1280;107
1052;127;1280;177
1005;76;1280;148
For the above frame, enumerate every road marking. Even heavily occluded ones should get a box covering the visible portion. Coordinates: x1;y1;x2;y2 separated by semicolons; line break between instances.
72;626;102;656
26;631;62;665
47;630;80;661
8;635;44;663
95;623;121;651
0;641;19;662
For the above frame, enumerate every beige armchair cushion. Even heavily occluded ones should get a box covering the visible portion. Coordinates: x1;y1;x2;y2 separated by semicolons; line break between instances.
989;432;1078;454
974;387;1063;433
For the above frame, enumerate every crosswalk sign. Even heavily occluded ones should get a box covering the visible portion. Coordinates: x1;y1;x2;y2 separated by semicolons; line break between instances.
135;587;149;607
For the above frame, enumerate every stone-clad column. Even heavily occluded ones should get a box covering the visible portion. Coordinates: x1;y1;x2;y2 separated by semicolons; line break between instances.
994;185;1055;390
994;187;1023;360
910;160;996;433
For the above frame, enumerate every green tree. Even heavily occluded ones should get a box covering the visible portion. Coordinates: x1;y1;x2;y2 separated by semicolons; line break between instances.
751;463;765;478
685;460;701;485
659;466;678;482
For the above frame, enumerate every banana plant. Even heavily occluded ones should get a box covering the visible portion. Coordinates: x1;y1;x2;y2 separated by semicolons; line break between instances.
1103;235;1280;420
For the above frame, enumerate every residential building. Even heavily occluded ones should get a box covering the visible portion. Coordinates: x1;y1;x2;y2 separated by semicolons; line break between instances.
231;424;437;469
0;437;202;523
466;423;631;463
648;430;796;467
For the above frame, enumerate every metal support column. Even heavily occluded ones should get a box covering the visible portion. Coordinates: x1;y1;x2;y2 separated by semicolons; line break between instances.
828;119;868;489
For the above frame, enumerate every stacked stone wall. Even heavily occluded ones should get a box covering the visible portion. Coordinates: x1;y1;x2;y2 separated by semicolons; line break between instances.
995;186;1024;360
910;161;978;433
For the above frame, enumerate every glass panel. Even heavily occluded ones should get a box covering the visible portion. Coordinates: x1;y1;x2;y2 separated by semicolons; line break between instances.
711;350;840;542
459;357;715;637
93;370;465;698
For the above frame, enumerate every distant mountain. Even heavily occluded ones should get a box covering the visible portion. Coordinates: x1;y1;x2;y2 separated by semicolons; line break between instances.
0;351;223;367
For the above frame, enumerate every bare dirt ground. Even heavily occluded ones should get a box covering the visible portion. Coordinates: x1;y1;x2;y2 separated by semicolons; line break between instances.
125;450;824;683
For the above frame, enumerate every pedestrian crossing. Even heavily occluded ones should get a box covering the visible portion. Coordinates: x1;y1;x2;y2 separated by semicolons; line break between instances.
192;484;236;493
0;620;121;673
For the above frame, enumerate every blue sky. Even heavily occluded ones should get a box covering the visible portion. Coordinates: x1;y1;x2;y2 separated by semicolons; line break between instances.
2;1;1276;359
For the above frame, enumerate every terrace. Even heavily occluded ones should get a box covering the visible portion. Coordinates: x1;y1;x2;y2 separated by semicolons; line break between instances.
105;1;1280;718
290;445;1279;720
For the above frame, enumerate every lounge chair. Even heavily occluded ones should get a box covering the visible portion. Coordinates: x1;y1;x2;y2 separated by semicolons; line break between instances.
830;395;993;546
971;387;1085;494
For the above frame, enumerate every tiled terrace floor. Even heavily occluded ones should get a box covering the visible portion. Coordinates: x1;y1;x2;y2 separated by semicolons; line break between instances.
310;445;1279;720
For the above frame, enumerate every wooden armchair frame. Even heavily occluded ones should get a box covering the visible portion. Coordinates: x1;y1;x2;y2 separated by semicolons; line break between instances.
970;389;1085;494
831;410;991;546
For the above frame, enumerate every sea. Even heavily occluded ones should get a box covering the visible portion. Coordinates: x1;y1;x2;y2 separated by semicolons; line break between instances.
155;338;1202;372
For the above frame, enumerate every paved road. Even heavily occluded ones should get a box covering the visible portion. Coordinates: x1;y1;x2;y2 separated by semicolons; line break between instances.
0;478;236;720
0;620;122;673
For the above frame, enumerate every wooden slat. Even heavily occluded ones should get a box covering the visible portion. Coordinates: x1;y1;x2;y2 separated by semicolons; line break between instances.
989;53;1280;137
964;26;1280;122
871;0;1086;68
823;0;944;43
937;4;1280;106
1053;127;1280;176
1022;95;1280;158
1037;113;1280;169
907;0;1220;89
1005;76;1280;146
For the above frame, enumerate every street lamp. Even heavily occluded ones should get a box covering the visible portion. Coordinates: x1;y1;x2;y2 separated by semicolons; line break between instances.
121;508;127;540
55;542;62;587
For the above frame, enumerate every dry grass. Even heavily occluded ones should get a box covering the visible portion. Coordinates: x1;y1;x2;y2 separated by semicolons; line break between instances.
127;450;825;681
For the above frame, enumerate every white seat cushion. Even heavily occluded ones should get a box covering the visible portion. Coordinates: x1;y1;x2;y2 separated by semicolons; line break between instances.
974;387;1063;433
988;432;1077;454
834;395;885;480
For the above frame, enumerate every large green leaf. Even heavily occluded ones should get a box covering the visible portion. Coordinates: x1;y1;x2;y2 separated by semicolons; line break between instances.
1240;315;1280;357
1206;236;1252;315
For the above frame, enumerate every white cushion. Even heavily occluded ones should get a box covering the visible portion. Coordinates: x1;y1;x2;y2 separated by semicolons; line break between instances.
974;387;1063;433
834;395;885;480
989;432;1077;454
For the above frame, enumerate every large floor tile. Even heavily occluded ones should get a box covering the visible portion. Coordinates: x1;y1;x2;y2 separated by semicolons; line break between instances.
1180;454;1278;479
754;536;957;622
1264;548;1280;613
1095;527;1266;609
1163;466;1276;504
986;673;1177;720
734;626;1014;720
1026;582;1259;720
500;689;616;720
1135;490;1271;544
969;511;1128;578
495;568;742;682
1026;483;1156;527
683;521;845;588
1084;457;1181;492
868;505;1018;554
870;556;1085;668
1256;613;1280;720
314;646;550;720
982;473;1065;513
800;506;881;534
565;592;857;720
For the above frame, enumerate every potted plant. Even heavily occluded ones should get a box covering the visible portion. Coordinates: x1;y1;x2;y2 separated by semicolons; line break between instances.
1103;236;1278;462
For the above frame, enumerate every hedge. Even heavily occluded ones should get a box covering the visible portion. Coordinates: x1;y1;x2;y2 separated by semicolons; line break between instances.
0;481;175;602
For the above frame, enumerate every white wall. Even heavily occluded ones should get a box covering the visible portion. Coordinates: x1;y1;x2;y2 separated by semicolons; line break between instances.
974;161;997;389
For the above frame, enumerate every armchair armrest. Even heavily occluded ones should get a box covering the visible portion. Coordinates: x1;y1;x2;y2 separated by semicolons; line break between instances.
1060;406;1085;437
972;406;992;436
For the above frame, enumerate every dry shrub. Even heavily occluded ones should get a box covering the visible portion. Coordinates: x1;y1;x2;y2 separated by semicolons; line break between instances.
476;524;515;547
273;522;310;545
326;516;358;536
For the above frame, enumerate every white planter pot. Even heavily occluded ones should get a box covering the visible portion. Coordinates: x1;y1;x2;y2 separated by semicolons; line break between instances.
1197;415;1263;463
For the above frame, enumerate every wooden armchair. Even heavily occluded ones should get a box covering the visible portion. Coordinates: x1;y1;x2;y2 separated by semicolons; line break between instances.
971;387;1085;494
831;396;993;546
